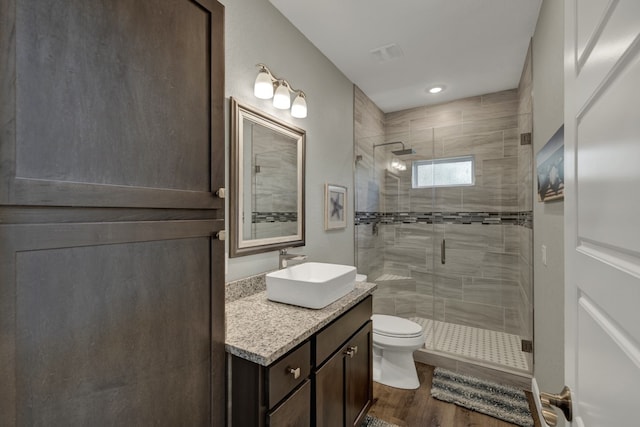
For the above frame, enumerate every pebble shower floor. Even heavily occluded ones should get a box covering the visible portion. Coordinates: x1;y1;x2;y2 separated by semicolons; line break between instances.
410;317;530;372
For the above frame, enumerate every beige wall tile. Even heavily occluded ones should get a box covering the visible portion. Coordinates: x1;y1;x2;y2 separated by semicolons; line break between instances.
504;128;520;157
480;89;519;105
462;115;518;135
483;157;518;187
443;299;505;331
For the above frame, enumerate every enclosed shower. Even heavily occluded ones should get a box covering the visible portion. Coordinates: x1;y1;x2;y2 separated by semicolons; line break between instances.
354;69;534;379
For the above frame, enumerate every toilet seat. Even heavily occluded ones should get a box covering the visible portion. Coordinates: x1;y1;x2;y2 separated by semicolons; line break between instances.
372;314;424;338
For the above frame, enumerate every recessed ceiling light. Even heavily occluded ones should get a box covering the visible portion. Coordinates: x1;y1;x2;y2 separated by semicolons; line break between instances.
428;86;444;94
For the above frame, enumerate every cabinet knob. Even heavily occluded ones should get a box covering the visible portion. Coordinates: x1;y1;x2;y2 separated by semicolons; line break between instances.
344;345;358;358
287;367;301;379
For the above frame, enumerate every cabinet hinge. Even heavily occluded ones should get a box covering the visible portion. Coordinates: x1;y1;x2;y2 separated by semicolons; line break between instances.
215;188;226;199
214;230;226;241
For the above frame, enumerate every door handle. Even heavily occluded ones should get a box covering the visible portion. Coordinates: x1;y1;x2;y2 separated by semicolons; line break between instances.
540;386;572;426
441;239;446;264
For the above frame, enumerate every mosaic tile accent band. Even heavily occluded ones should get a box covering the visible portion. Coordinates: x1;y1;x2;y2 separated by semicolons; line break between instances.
252;211;298;224
355;211;533;228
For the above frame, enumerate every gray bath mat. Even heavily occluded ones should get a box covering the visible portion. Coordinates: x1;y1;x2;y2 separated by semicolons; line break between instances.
361;414;400;427
430;367;534;427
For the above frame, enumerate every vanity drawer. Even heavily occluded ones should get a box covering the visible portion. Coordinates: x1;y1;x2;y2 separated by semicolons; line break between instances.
267;378;311;427
267;340;311;409
315;296;372;366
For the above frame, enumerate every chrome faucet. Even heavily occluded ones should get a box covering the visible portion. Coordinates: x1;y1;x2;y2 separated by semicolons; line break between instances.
279;248;307;269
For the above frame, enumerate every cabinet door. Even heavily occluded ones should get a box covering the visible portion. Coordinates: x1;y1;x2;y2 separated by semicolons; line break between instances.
315;348;345;427
267;379;311;427
0;220;224;425
0;0;224;209
345;322;373;427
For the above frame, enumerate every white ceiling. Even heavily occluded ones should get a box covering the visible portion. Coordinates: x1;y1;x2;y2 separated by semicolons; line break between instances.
269;0;542;113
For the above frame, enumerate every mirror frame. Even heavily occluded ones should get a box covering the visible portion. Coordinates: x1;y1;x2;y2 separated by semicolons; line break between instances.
229;97;306;257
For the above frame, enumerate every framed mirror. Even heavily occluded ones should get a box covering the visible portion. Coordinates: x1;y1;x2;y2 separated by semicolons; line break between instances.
230;97;305;257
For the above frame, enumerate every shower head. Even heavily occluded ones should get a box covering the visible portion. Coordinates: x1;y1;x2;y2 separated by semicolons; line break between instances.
391;148;416;156
372;141;415;155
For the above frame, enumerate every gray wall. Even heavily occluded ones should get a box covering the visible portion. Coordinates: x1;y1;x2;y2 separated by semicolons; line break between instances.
223;0;355;281
532;0;565;416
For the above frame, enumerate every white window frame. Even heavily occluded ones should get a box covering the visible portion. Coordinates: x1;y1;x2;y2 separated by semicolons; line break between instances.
411;155;475;189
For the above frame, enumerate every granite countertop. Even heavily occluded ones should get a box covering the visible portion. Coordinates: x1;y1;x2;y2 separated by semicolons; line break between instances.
225;282;376;366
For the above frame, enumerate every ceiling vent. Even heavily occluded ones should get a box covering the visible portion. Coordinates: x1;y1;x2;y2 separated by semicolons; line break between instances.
370;43;404;63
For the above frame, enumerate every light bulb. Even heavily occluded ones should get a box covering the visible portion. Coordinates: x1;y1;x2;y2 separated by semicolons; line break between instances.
273;82;291;109
254;70;274;99
291;93;307;118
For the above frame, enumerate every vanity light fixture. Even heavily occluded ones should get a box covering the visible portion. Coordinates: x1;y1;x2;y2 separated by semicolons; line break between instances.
253;64;307;118
273;80;291;110
254;66;274;99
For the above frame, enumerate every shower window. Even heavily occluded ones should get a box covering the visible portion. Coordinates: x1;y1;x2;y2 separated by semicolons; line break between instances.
412;155;475;188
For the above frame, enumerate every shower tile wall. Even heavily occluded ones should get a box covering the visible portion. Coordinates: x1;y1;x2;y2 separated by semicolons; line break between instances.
355;83;533;338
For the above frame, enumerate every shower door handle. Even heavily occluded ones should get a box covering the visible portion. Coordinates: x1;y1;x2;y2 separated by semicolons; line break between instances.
441;239;446;264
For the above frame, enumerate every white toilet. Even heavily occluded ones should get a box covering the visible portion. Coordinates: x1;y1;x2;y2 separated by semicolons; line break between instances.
372;314;425;389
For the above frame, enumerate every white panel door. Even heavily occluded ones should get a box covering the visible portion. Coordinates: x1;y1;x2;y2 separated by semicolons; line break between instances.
564;0;640;426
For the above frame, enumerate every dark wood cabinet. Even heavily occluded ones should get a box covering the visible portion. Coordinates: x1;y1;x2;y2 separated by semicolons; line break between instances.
345;323;373;427
316;322;373;427
0;0;225;425
315;347;345;427
0;0;225;209
230;341;312;427
230;296;372;427
268;379;312;427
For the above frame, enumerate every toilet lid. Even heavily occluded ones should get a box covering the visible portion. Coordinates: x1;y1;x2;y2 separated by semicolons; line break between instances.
372;314;424;338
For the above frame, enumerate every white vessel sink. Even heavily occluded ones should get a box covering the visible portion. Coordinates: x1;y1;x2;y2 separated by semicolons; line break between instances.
266;262;357;309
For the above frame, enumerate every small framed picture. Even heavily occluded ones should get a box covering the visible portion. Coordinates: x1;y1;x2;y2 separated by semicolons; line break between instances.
536;125;564;202
325;184;347;230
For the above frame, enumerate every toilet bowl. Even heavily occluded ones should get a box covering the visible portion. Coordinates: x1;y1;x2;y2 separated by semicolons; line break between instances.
372;314;425;389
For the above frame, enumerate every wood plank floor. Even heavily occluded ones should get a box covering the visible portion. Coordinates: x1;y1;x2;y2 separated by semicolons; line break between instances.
368;363;542;427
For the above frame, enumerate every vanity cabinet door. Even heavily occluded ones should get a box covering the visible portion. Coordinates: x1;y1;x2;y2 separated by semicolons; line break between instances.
345;322;373;427
315;320;373;427
267;379;311;427
315;349;345;427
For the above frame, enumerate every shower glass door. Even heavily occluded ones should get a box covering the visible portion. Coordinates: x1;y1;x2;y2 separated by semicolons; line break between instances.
429;121;532;374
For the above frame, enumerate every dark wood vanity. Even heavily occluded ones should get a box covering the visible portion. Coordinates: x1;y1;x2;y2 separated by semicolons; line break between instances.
230;296;373;427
